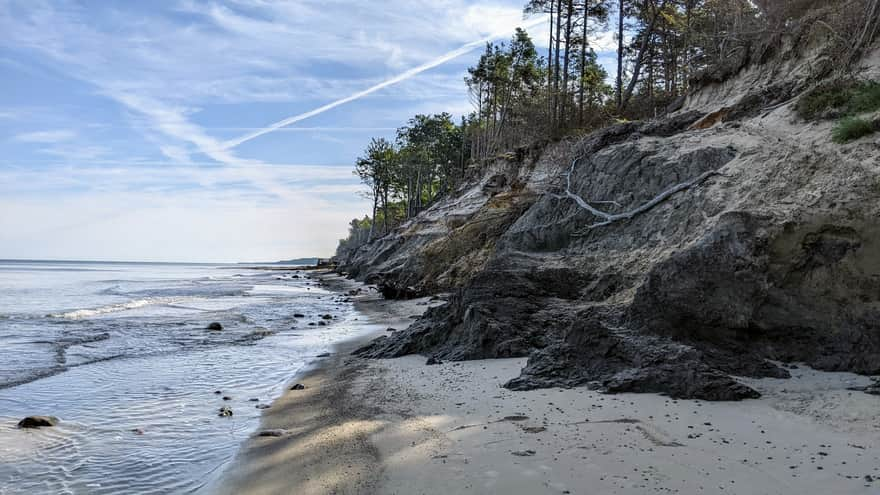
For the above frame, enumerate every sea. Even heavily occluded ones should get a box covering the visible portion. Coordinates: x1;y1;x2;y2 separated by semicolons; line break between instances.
0;259;366;494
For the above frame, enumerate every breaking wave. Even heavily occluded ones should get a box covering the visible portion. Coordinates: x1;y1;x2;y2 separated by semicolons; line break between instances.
49;297;186;320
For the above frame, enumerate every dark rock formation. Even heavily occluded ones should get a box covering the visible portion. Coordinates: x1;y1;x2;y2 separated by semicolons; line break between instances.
848;380;880;395
207;322;223;331
506;314;762;401
18;416;58;428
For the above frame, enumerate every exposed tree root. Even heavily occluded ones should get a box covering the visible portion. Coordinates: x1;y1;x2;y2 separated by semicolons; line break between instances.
560;154;721;234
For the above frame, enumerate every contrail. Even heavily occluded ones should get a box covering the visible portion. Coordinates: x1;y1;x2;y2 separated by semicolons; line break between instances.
222;17;547;150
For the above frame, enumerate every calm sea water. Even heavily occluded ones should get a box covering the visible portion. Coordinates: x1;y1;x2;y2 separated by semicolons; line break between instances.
0;260;364;494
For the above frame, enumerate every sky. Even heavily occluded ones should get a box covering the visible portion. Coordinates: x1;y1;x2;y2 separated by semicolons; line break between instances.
0;0;618;263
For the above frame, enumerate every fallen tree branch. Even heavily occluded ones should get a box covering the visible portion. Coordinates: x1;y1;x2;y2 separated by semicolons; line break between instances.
559;154;721;234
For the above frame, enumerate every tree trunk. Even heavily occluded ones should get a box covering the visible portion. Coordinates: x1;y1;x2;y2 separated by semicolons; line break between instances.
620;0;667;111
560;0;575;126
683;0;691;94
369;188;378;240
548;0;556;117
579;0;589;125
382;188;389;233
616;0;625;110
553;0;564;127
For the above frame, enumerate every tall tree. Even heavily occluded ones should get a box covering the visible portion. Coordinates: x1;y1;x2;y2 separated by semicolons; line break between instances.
579;0;590;123
617;0;625;109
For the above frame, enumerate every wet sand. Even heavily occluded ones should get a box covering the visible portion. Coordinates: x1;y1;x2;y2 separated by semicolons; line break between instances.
214;273;880;494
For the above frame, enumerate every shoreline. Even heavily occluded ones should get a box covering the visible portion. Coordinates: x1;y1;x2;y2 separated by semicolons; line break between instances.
209;271;431;495
212;272;880;495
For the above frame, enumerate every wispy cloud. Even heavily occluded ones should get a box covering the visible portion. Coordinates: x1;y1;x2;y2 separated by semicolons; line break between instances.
0;0;568;261
222;15;546;150
13;129;77;143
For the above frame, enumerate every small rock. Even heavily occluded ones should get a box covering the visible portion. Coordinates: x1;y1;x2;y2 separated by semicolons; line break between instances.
290;383;306;390
17;416;58;428
317;321;327;326
308;322;316;326
511;450;536;457
425;356;442;365
214;390;222;394
293;313;305;318
521;426;547;433
248;398;260;402
258;429;286;437
218;406;233;417
222;396;232;401
206;322;223;330
256;404;271;409
131;428;145;435
316;353;332;358
321;314;333;320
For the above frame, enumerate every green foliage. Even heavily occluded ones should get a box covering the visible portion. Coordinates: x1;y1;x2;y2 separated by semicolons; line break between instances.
797;80;880;121
832;117;876;143
845;82;880;115
796;79;880;144
795;81;857;120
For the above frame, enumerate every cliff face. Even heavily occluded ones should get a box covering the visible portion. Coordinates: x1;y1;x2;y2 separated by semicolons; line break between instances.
339;38;880;400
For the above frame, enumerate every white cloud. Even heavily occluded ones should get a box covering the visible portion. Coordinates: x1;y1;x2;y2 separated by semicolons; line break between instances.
592;29;618;53
13;129;77;143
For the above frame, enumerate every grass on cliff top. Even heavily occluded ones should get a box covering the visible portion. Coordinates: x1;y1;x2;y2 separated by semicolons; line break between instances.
797;80;880;143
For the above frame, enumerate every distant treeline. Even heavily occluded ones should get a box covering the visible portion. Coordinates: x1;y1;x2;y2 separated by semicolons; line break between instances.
337;0;879;258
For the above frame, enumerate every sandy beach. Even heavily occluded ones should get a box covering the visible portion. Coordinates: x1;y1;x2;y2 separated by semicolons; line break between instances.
214;273;880;495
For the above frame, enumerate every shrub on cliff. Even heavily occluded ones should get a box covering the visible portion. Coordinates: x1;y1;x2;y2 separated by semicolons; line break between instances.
798;80;880;143
832;117;877;143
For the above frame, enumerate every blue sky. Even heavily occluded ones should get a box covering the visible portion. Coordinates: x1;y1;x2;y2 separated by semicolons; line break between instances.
0;0;618;263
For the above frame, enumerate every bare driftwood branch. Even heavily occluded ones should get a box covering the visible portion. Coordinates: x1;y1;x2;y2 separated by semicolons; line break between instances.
559;154;720;234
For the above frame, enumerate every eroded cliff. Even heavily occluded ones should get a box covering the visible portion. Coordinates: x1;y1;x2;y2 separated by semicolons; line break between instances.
339;34;880;400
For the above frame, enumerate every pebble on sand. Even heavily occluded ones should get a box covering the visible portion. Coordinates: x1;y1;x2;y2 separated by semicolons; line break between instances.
258;429;286;437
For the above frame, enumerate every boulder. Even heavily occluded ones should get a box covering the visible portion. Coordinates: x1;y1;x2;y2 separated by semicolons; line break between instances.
207;322;223;331
17;416;58;428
